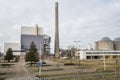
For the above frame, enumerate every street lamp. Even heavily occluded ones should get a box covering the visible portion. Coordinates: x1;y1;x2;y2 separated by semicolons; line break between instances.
74;41;80;68
38;41;42;75
78;52;80;67
103;51;106;71
35;26;42;75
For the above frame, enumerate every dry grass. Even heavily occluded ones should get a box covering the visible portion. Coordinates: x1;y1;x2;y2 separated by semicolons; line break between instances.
58;59;120;71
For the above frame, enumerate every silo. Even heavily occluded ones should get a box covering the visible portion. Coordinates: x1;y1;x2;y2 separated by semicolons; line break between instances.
114;38;120;50
95;37;114;60
95;37;114;50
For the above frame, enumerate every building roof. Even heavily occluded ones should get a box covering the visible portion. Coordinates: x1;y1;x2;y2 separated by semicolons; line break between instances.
114;38;120;42
100;37;112;41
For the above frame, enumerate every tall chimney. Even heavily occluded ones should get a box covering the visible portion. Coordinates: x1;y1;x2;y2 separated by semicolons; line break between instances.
54;2;59;58
35;24;39;36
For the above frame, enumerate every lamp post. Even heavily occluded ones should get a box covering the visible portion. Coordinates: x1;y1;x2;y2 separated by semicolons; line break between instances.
35;24;42;75
38;41;42;75
78;52;80;67
103;51;106;71
74;41;80;67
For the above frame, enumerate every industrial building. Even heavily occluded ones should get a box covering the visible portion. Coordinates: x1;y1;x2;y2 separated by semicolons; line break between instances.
4;43;20;55
114;38;120;50
21;25;51;55
95;37;120;51
78;50;120;60
4;25;51;56
95;37;114;50
77;37;120;60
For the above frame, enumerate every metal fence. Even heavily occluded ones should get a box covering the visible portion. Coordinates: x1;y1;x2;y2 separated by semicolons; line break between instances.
35;72;120;80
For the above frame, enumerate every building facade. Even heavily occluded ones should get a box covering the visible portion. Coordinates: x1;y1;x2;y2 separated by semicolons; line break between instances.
114;38;120;50
4;43;20;55
78;50;120;60
4;25;51;56
95;37;114;50
77;37;120;60
21;25;51;55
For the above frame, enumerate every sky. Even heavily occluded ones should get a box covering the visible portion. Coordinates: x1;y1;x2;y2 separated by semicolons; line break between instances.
0;0;120;53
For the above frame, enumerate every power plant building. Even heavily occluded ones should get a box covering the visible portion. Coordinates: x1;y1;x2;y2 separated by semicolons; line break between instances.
114;38;120;50
77;37;120;60
95;37;114;50
4;25;51;56
4;43;20;55
21;25;51;55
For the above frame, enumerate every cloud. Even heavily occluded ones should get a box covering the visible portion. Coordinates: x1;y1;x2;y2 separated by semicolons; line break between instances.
0;0;120;52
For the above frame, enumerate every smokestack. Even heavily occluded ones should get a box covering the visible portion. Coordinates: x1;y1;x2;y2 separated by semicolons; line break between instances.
35;24;39;36
54;2;60;58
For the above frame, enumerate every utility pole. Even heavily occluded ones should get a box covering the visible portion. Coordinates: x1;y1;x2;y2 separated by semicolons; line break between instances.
35;24;42;75
74;41;80;67
103;51;106;71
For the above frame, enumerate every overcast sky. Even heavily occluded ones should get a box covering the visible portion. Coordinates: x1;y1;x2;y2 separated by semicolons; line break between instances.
0;0;120;52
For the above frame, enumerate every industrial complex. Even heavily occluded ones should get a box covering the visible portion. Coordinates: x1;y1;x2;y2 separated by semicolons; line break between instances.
4;25;51;56
78;37;120;60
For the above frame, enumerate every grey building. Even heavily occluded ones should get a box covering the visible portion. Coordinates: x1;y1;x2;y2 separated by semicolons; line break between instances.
114;38;120;50
21;25;51;55
21;35;44;51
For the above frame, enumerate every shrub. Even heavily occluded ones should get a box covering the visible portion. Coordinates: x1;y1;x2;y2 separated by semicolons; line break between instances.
0;63;14;67
64;63;75;66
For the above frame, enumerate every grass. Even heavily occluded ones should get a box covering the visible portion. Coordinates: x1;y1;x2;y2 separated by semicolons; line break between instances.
0;77;5;80
0;73;6;75
27;65;64;72
35;72;120;80
26;59;120;80
60;59;120;71
27;59;120;73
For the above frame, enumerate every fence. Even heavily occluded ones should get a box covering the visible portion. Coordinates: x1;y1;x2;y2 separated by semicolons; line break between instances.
36;72;120;80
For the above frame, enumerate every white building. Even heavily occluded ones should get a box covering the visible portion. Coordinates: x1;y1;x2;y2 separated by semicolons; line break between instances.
77;50;120;60
4;43;20;55
21;25;43;35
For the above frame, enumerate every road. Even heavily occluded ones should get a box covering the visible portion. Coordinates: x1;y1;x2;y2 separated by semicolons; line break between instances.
4;57;37;80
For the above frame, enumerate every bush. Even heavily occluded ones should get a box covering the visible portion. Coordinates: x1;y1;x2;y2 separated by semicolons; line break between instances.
64;63;75;66
0;77;5;80
0;63;14;67
42;61;46;64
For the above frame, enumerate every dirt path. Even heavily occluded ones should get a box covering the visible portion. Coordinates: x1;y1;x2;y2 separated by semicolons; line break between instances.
4;57;36;80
